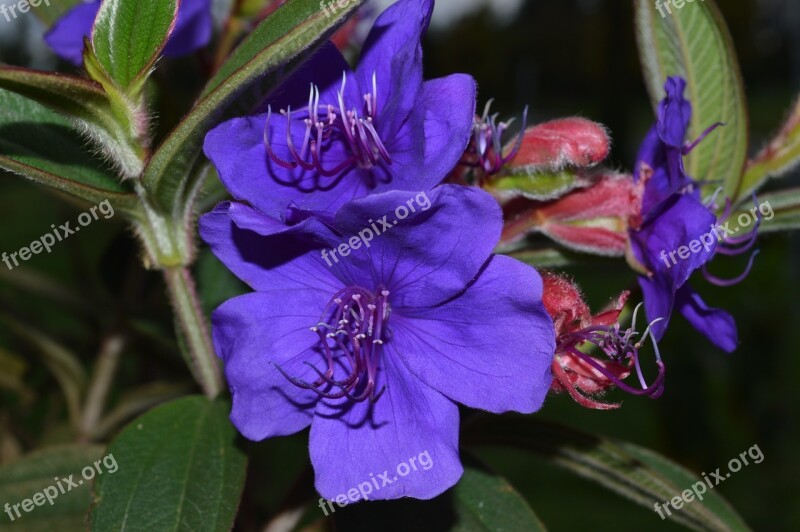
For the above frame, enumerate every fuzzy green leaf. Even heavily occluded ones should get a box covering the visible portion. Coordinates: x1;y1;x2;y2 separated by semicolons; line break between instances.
635;0;749;202
91;0;179;91
0;88;138;211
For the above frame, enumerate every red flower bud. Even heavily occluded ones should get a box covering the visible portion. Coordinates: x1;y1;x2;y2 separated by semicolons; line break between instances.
507;118;611;173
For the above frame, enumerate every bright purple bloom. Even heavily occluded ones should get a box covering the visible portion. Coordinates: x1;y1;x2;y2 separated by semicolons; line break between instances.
45;0;213;66
629;77;757;353
203;0;476;226
200;185;555;500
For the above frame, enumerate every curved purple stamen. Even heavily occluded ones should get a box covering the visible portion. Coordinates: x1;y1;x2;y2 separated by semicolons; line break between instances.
264;71;391;177
703;250;760;287
560;304;666;399
469;100;529;176
276;286;390;403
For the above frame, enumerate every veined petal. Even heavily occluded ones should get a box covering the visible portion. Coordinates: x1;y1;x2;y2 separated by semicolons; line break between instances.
391;255;555;414
357;0;432;135
213;291;329;439
310;354;462;501
199;202;341;292
330;186;502;307
381;75;477;192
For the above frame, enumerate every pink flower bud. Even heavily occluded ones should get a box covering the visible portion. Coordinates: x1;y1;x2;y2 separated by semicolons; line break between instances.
507;118;611;173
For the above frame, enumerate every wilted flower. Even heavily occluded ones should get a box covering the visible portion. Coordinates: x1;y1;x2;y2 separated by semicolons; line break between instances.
44;0;213;66
543;273;664;410
200;185;555;500
203;0;476;226
628;77;759;352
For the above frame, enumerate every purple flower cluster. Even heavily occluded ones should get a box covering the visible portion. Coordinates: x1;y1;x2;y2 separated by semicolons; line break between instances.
200;0;555;501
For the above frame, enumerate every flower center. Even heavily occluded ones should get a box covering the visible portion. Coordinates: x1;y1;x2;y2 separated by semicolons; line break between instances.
264;72;392;177
276;286;390;403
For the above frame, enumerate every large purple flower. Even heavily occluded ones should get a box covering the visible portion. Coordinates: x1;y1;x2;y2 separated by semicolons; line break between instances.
45;0;213;66
200;185;555;500
629;77;757;352
203;0;476;225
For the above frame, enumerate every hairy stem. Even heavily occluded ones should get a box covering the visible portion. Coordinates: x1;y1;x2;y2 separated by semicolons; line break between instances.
164;266;223;398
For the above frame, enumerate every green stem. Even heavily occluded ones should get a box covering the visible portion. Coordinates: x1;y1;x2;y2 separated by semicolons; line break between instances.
78;333;125;443
163;266;223;398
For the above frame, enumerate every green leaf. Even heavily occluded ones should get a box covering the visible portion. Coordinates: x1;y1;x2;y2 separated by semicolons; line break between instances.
635;0;749;202
334;455;546;532
739;97;800;198
0;67;147;180
488;170;590;201
466;417;750;531
142;0;364;212
0;445;104;532
91;0;179;92
733;188;800;233
450;458;547;531
90;396;247;532
0;88;139;212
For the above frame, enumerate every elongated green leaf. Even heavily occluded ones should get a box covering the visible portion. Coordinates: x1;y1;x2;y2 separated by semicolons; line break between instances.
0;446;105;532
466;417;750;531
0;88;138;211
92;0;179;91
740;97;800;198
334;456;546;532
635;0;748;201
0;67;147;180
142;0;364;211
90;396;247;532
733;188;800;233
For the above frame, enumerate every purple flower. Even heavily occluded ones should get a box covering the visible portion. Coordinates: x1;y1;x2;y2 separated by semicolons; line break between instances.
203;0;476;225
629;77;758;352
199;185;555;500
45;0;213;66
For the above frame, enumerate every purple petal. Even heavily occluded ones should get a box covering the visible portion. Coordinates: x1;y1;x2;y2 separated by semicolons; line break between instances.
657;77;692;148
379;75;477;193
199;202;340;292
163;0;213;57
310;354;462;501
356;0;432;135
267;42;357;111
637;274;674;342
213;291;329;439
631;194;717;292
44;0;100;66
390;255;554;414
330;186;502;307
675;285;738;352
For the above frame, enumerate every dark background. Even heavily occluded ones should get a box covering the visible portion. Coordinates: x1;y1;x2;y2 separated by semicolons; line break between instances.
0;0;797;530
